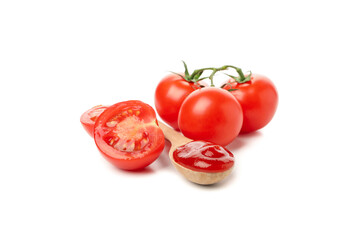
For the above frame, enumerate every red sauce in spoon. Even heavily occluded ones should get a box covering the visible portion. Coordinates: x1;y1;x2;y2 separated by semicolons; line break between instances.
173;141;235;173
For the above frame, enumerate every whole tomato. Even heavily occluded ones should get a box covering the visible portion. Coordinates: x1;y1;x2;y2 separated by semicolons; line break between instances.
155;62;206;130
94;100;165;170
222;74;278;133
154;74;202;130
178;87;243;146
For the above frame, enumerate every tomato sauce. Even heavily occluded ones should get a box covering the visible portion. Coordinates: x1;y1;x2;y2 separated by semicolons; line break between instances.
173;141;234;173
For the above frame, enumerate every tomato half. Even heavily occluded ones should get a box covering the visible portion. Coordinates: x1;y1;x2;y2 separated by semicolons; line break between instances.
94;101;165;170
178;87;243;146
154;74;203;130
222;74;278;133
80;105;108;137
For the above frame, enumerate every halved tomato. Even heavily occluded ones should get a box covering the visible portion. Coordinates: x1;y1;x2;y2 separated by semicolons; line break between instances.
94;100;165;170
80;105;108;137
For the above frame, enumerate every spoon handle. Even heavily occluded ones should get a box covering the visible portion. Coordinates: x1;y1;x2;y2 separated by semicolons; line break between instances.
157;121;192;147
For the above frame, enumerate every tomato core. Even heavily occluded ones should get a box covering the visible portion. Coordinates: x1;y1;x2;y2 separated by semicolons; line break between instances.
173;141;234;173
102;111;152;152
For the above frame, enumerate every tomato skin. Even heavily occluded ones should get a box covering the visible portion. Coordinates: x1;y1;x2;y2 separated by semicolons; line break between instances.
155;74;202;130
94;101;165;170
80;105;108;137
178;87;243;146
222;74;278;133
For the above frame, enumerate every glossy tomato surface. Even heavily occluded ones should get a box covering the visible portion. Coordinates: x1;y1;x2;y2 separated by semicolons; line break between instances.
94;101;165;170
155;74;203;130
178;87;243;146
222;74;278;133
80;105;108;137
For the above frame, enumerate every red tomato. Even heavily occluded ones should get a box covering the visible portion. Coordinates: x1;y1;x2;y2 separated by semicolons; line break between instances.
80;105;108;137
178;87;243;146
155;74;203;130
222;74;278;133
94;101;165;170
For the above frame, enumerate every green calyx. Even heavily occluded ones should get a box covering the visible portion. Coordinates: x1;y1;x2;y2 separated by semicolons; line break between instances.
224;68;252;84
172;61;252;88
171;61;208;83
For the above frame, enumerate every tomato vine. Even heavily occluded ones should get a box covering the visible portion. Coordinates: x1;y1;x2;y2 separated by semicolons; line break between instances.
176;61;252;89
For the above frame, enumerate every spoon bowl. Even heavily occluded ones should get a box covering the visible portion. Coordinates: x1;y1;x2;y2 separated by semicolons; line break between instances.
158;121;233;185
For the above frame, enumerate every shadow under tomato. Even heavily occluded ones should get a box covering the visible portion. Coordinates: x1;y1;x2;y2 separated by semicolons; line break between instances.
240;130;263;138
110;165;156;175
226;131;263;152
153;141;172;169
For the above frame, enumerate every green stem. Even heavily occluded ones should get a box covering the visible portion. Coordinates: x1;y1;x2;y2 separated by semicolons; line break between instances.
181;61;250;85
192;65;233;86
190;67;214;80
208;68;217;87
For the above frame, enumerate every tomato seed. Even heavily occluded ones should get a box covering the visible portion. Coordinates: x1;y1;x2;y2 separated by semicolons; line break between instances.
106;121;117;128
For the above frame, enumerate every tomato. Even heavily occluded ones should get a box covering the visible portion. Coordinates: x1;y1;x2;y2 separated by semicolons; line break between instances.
222;74;278;133
178;87;243;146
155;74;203;130
80;105;108;137
94;100;165;170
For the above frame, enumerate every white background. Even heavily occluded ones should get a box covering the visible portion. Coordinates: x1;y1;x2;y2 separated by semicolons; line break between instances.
1;0;359;239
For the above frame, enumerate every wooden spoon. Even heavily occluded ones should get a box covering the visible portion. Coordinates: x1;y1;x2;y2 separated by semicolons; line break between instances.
158;121;233;185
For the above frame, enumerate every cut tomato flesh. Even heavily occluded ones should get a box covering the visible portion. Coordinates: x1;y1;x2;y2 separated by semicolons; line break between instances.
103;115;154;152
94;101;165;170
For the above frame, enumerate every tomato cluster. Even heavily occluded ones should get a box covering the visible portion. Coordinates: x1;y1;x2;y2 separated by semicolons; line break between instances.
80;62;278;174
155;62;278;145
